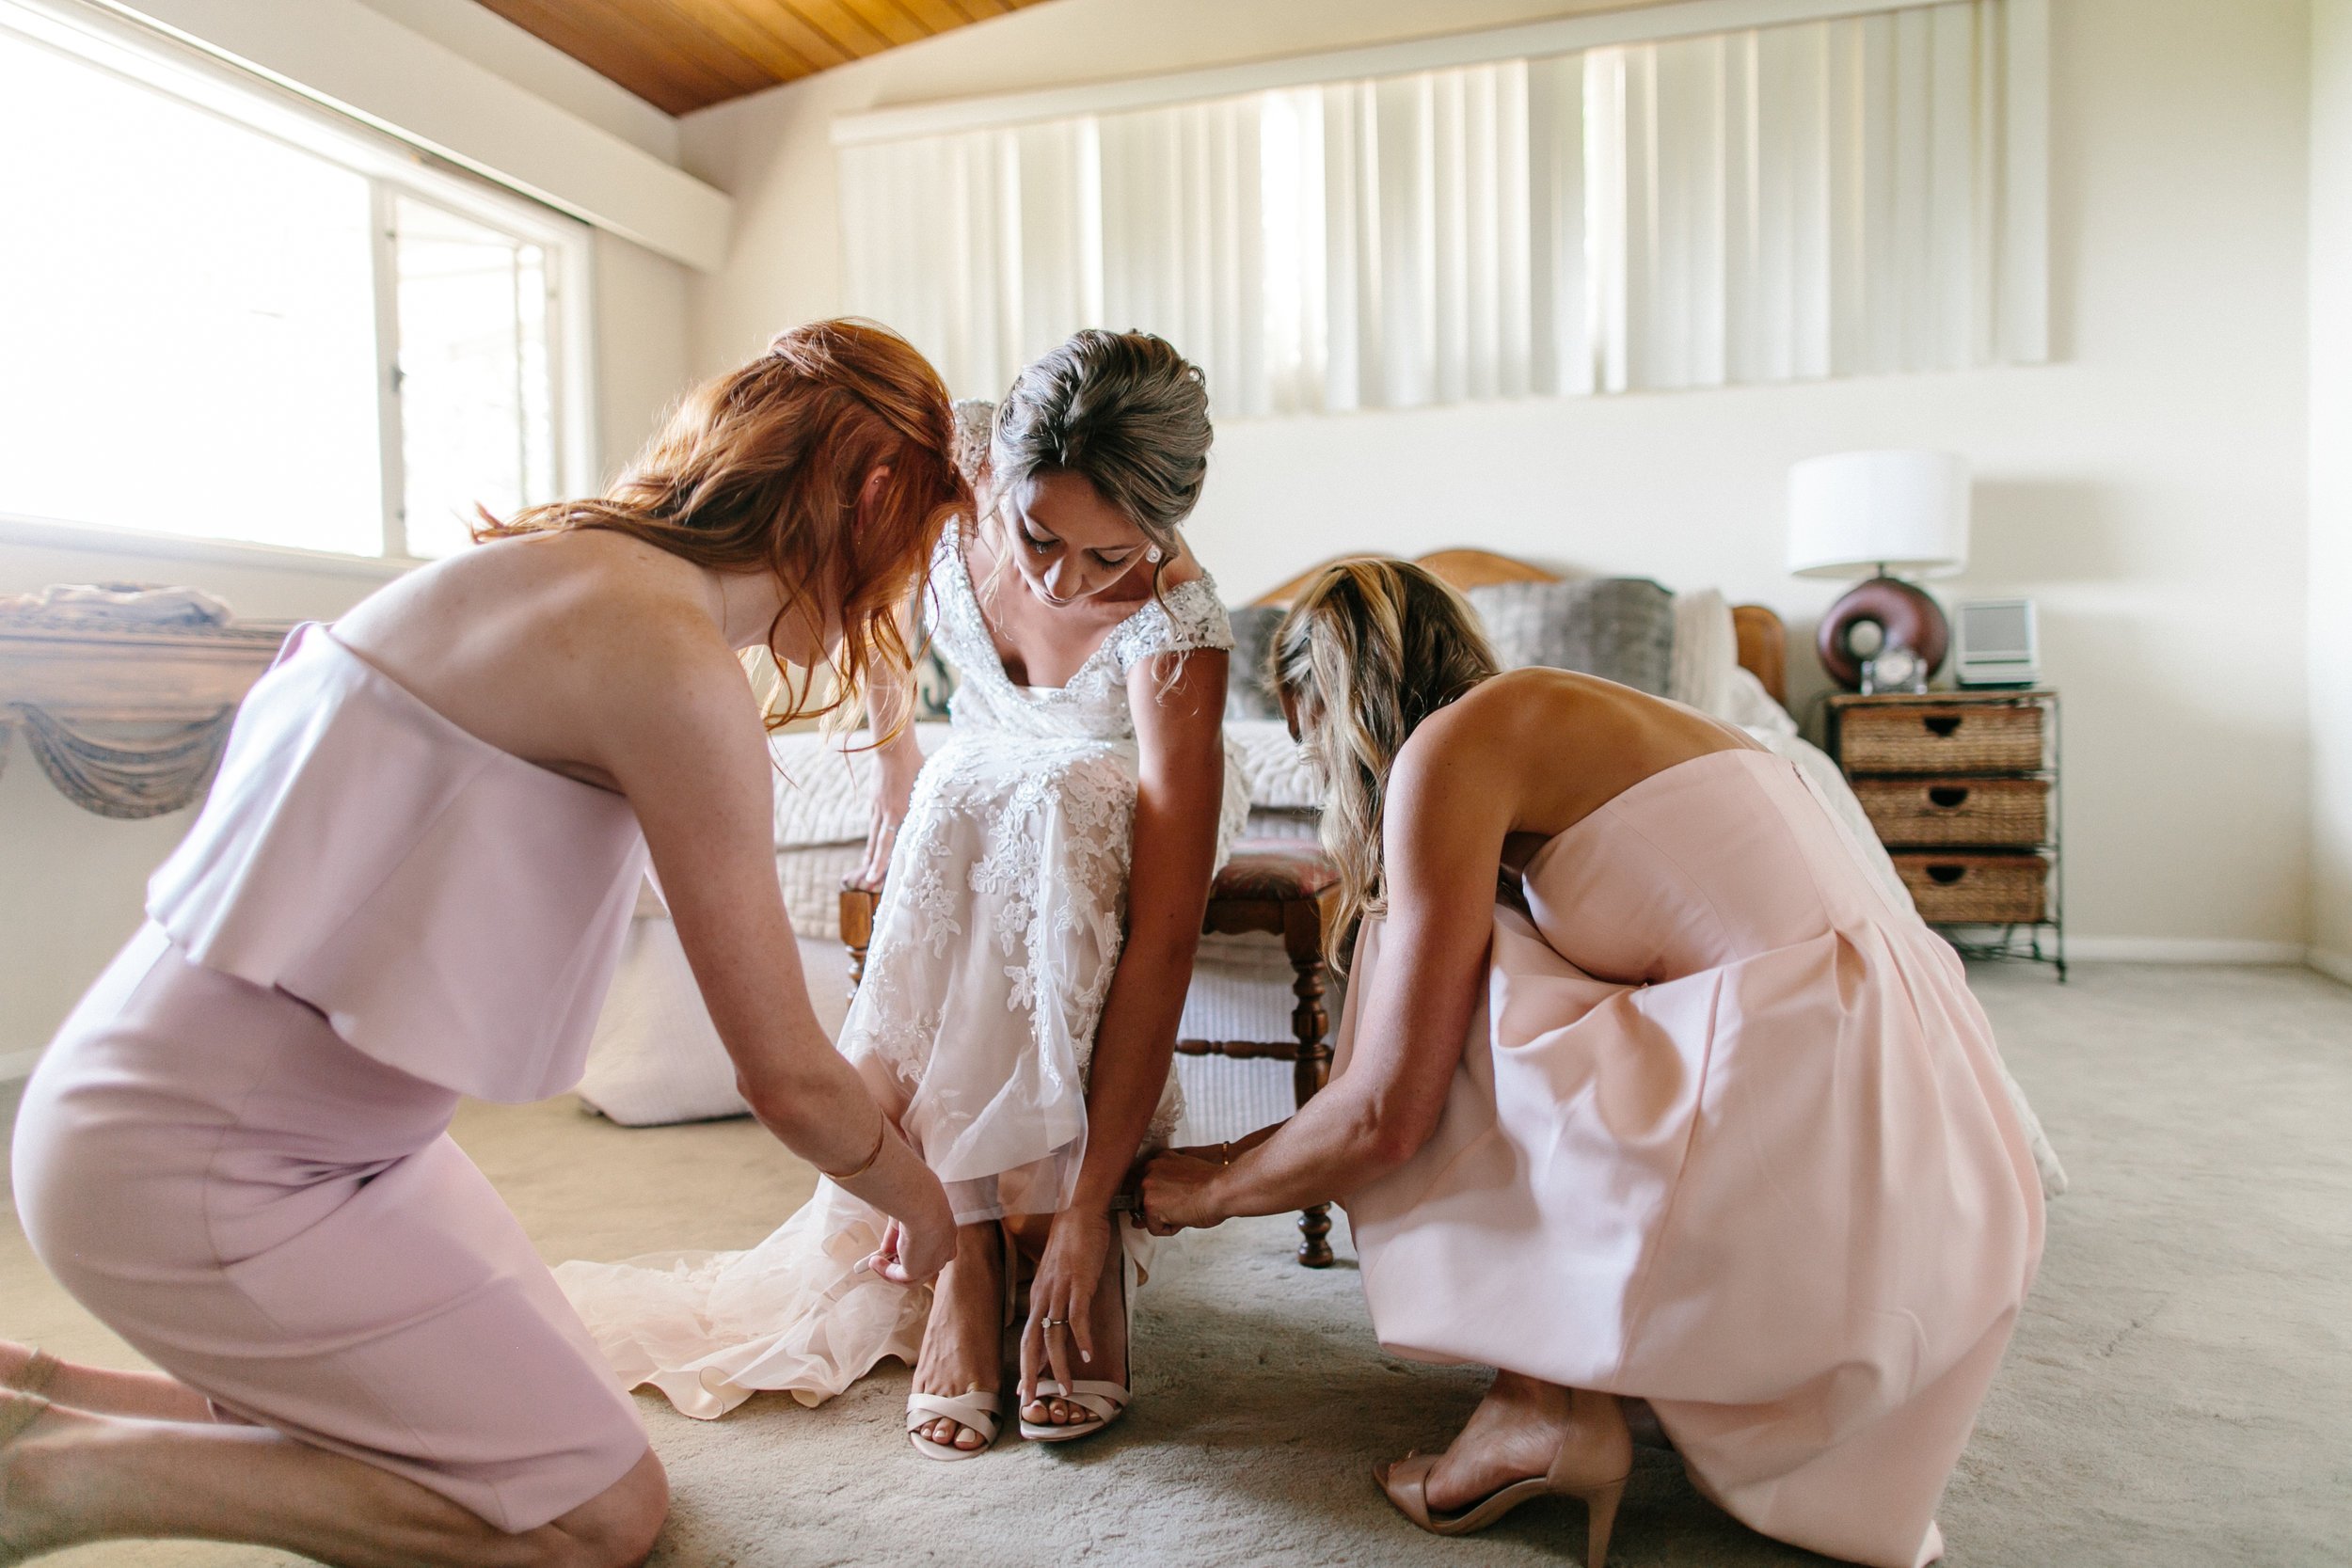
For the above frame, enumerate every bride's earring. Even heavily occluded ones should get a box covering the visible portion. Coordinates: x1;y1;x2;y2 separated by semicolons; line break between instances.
1146;546;1163;563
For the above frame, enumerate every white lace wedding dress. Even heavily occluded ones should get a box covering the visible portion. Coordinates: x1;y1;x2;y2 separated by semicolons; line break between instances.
555;520;1248;1417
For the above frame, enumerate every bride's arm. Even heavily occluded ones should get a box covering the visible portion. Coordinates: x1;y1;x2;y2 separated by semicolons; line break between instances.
1142;720;1505;1229
1079;645;1229;1199
1017;646;1225;1372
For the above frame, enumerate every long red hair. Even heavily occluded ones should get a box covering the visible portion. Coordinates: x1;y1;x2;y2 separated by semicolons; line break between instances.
479;318;966;731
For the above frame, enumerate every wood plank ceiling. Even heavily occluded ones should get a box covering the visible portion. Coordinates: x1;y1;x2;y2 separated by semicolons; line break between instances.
474;0;1056;115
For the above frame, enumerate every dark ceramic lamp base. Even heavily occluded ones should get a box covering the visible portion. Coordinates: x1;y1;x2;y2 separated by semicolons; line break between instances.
1817;576;1949;690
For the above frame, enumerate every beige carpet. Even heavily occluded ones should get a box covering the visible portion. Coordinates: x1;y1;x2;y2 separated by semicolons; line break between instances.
5;960;2349;1567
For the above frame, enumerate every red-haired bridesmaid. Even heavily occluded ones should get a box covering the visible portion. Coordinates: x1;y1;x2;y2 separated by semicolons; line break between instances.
5;321;967;1567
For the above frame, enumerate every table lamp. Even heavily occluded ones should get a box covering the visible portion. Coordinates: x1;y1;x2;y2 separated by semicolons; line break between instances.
1787;450;1971;689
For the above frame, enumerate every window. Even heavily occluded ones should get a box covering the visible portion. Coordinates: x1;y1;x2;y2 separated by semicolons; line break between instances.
0;7;587;560
390;196;561;561
837;0;2044;414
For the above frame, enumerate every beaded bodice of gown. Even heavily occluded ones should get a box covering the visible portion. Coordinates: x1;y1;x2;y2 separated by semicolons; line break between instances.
839;519;1249;1221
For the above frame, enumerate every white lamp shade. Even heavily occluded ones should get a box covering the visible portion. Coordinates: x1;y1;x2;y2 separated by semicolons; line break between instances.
1787;450;1971;579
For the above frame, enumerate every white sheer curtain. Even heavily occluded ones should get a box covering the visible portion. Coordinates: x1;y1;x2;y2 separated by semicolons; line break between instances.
839;0;2034;411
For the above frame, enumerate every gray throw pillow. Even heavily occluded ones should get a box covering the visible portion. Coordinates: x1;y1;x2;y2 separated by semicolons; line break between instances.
1225;604;1286;721
1466;578;1677;696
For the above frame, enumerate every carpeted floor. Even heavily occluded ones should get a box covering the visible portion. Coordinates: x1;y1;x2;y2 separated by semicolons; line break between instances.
5;959;2348;1567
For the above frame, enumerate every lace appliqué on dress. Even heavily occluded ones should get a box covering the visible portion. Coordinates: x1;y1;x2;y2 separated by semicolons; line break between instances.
841;524;1243;1219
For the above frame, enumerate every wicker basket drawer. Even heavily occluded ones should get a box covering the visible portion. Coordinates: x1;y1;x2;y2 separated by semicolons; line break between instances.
1895;851;2050;925
1840;702;2044;774
1854;777;2049;847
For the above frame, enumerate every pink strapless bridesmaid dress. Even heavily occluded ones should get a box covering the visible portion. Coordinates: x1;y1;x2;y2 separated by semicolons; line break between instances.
1338;748;2044;1568
12;624;653;1532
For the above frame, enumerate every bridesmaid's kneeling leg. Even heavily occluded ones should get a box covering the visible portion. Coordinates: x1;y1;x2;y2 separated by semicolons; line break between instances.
0;1398;667;1568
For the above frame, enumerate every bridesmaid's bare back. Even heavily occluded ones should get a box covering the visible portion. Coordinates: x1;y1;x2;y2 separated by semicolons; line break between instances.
1407;667;1766;866
332;530;765;791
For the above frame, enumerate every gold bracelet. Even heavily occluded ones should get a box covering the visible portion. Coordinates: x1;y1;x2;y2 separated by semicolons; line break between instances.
822;1111;888;1182
1216;1142;1234;1167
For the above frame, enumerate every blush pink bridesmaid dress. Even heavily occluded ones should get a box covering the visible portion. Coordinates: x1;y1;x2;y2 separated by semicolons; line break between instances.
12;624;653;1532
1338;748;2045;1568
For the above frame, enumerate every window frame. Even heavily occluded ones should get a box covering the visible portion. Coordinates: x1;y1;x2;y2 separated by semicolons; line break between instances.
0;0;597;566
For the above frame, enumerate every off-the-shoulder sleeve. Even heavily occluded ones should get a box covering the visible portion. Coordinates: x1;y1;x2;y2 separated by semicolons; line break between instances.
1108;577;1234;674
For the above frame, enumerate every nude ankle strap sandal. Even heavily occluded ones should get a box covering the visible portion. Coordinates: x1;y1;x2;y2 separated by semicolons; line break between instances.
1018;1227;1134;1444
1374;1391;1632;1565
907;1227;1016;1461
906;1389;1003;1461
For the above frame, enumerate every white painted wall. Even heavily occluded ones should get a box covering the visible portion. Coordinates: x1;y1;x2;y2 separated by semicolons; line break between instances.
0;9;697;1064
2313;0;2352;984
679;0;2318;957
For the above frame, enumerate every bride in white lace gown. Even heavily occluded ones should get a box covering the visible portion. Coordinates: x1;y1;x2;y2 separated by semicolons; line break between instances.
558;331;1245;1457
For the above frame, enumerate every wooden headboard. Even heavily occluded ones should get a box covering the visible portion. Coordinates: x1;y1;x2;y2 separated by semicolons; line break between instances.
1249;549;1788;710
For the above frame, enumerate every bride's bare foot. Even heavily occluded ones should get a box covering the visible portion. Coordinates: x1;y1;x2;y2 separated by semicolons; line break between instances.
1422;1374;1628;1513
911;1224;1006;1452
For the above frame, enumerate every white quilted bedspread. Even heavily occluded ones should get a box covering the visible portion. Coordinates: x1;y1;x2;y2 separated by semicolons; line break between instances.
771;720;1320;847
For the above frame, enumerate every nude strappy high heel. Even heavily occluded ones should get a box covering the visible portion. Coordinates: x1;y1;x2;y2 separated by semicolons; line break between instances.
1374;1388;1632;1565
1018;1223;1134;1445
906;1230;1015;1462
905;1387;1001;1462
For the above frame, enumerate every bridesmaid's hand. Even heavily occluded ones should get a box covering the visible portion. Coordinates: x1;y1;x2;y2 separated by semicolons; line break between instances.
1140;1153;1225;1237
1019;1207;1109;1409
867;1209;955;1286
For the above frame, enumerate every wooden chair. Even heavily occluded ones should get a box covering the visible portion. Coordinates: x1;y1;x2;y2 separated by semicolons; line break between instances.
837;840;1343;1268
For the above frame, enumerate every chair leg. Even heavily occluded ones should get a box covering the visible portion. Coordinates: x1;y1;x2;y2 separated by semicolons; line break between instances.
1284;903;1335;1269
839;888;876;1001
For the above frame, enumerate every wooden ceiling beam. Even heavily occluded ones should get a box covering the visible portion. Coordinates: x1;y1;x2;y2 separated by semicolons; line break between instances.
476;0;763;113
470;0;1049;115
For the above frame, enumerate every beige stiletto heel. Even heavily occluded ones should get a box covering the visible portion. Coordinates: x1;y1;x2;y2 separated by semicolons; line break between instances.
1374;1388;1632;1564
0;1390;49;1446
5;1351;57;1401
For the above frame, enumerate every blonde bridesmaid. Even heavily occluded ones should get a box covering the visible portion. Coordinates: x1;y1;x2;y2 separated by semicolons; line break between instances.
1144;559;2042;1568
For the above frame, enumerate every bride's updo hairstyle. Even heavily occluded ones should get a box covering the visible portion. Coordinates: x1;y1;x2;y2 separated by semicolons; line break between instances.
987;328;1213;574
1272;559;1500;969
480;318;966;732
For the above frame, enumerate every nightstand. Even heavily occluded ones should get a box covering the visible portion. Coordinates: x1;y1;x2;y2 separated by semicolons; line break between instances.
1827;689;2065;980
